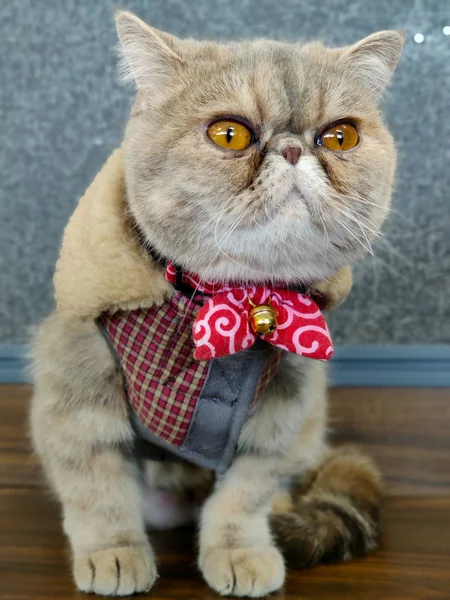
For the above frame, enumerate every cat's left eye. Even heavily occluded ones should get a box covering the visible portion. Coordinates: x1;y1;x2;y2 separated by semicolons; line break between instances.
317;122;359;151
207;120;253;151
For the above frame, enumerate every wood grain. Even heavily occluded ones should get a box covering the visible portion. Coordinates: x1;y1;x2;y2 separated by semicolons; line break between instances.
1;489;449;599
0;385;41;488
1;385;450;599
329;387;450;495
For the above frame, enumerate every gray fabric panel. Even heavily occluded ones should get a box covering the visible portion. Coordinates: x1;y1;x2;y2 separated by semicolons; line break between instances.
181;399;236;468
2;0;449;344
129;345;273;472
183;344;272;472
130;411;219;471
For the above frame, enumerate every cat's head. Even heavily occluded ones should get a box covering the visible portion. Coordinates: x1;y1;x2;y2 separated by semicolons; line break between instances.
117;11;403;286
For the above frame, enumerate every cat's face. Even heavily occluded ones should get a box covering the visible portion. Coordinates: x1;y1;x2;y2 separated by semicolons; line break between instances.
117;12;403;286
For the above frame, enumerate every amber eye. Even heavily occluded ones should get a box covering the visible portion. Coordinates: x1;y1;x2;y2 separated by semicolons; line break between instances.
207;120;253;151
317;122;359;151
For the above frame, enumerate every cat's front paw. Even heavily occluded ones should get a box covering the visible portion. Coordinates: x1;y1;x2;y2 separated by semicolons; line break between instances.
73;544;157;596
199;545;285;597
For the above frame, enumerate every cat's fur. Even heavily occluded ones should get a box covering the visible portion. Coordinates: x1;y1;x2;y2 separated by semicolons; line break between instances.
30;11;402;597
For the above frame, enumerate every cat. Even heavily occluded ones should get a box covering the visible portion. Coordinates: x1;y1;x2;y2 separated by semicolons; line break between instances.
30;11;403;597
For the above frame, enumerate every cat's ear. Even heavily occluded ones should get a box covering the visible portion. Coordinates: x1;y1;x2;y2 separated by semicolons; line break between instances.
115;11;184;90
343;30;404;96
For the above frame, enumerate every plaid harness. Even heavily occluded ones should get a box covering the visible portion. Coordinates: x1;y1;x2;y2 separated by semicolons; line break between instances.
99;290;282;473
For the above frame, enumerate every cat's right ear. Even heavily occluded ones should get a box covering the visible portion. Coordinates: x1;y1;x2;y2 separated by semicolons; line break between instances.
115;11;185;91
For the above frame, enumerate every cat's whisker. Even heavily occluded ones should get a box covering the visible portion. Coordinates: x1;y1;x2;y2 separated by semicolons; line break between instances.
349;195;418;229
338;215;375;255
368;252;411;282
334;216;372;255
335;207;379;254
348;211;382;237
336;205;381;239
316;207;331;254
372;236;414;268
339;196;415;267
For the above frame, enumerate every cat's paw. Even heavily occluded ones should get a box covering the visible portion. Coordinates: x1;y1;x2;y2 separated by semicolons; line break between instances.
73;544;157;596
199;545;285;597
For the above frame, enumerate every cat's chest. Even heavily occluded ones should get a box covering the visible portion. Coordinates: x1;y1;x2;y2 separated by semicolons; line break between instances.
98;292;282;473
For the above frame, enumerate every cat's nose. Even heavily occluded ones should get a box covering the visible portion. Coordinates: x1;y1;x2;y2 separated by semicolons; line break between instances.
281;145;302;165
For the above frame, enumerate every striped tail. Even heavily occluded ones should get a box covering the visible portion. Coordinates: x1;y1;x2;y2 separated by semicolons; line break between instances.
270;446;384;568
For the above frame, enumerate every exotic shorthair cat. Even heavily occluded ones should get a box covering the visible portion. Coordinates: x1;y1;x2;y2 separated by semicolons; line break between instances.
30;11;403;597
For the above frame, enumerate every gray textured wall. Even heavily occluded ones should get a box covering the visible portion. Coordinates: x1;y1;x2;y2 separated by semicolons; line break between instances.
1;0;449;344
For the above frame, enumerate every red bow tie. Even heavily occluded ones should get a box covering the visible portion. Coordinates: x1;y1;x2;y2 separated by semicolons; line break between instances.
165;263;333;362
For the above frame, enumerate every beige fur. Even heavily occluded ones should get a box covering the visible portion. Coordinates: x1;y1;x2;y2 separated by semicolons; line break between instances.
54;148;172;318
31;11;403;598
313;264;352;311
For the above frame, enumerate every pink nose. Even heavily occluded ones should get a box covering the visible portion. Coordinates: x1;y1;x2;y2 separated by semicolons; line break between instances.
281;146;302;165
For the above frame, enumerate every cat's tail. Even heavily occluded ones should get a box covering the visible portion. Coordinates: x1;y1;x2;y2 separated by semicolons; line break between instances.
270;445;383;568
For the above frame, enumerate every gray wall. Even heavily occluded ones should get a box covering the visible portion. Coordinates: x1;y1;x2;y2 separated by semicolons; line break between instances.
1;0;449;345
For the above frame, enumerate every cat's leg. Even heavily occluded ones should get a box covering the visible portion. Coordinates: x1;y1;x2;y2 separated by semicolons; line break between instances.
199;455;286;597
198;358;326;597
30;313;156;596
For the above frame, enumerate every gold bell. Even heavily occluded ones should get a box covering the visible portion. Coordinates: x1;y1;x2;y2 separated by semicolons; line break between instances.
248;296;278;336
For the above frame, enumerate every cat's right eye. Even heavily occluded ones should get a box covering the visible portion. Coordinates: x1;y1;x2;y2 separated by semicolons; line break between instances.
207;120;253;151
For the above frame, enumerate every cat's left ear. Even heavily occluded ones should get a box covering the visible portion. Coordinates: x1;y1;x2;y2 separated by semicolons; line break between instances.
343;30;405;97
115;11;185;91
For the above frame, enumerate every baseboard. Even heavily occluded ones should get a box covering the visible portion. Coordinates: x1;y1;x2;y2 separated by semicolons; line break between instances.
0;345;29;384
1;343;450;387
329;345;450;387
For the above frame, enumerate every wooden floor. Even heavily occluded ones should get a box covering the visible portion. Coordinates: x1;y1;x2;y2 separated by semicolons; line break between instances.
1;385;450;599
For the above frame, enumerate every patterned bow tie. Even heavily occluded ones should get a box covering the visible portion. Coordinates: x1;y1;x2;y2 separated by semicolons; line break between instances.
165;262;333;361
